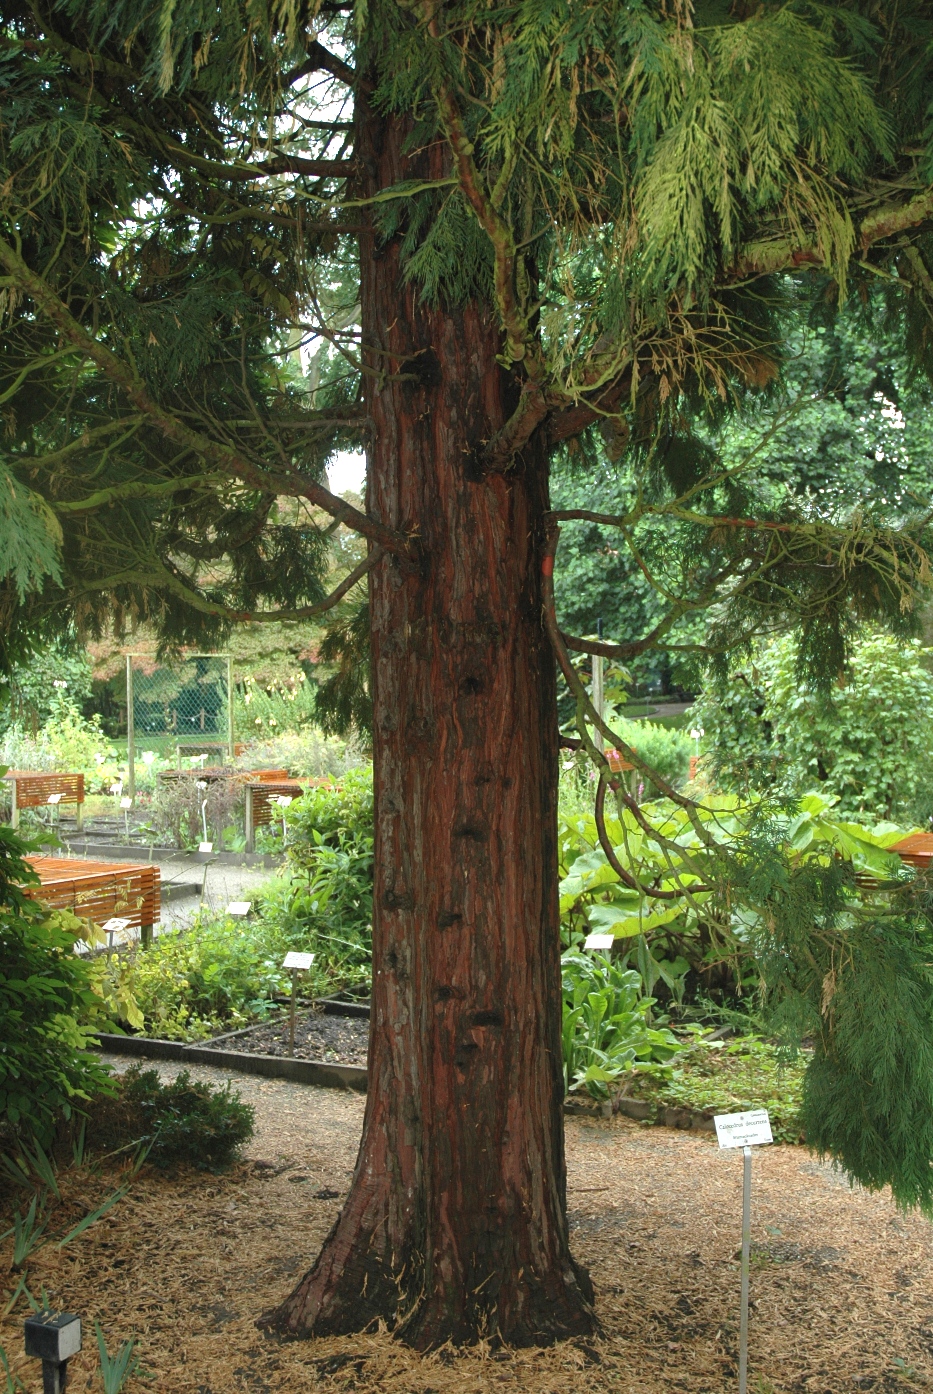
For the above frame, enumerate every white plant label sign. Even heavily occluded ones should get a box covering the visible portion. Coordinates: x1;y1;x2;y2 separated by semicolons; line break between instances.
584;932;614;951
198;840;214;853
226;901;252;917
46;793;63;805
283;951;315;971
714;1109;773;1149
101;917;131;935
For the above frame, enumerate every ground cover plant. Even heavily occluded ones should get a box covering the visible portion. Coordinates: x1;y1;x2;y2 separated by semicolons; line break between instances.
625;1033;807;1144
121;911;297;1041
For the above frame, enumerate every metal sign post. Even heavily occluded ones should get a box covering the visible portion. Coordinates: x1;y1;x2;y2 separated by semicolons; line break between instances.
739;1144;752;1394
714;1109;773;1394
282;951;315;1056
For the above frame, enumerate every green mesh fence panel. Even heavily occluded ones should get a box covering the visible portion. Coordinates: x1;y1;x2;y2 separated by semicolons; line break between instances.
127;653;233;794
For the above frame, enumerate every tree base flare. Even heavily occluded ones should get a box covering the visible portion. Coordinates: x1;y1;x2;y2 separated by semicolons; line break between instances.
260;1199;597;1349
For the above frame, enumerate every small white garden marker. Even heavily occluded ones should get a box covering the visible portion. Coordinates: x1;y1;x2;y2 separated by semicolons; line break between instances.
226;901;252;917
198;841;213;854
282;951;315;1056
273;794;293;846
101;916;131;946
714;1109;773;1394
46;793;62;805
583;932;614;952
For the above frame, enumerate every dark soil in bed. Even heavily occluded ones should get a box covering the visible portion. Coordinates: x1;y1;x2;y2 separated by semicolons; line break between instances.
218;1008;370;1064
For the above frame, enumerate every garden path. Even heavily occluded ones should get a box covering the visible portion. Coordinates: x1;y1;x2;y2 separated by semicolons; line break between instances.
2;1055;928;1393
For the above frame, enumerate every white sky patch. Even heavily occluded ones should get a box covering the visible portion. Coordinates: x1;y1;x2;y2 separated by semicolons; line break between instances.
328;450;366;496
873;392;907;429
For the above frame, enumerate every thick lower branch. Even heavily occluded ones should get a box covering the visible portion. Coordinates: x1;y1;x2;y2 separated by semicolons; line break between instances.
0;235;414;562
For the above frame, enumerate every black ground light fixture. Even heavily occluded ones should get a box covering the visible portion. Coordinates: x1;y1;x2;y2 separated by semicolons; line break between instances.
24;1310;81;1392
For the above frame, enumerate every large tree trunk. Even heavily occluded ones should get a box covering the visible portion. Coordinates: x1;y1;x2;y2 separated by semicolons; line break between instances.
263;101;595;1350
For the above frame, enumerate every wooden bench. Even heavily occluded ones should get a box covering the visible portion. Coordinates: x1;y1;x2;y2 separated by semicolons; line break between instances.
891;833;933;869
244;781;305;851
23;856;161;948
3;771;85;830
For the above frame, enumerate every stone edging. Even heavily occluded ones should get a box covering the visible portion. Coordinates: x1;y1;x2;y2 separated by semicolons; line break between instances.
564;1093;716;1131
94;1032;367;1092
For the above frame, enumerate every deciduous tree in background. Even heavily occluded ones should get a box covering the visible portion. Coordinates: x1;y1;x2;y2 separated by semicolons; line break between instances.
3;0;933;1348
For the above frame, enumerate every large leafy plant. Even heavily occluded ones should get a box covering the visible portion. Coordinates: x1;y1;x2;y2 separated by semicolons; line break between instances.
561;784;933;1210
560;950;682;1098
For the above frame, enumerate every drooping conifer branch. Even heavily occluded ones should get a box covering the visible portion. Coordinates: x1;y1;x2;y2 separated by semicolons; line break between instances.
541;519;718;848
76;546;384;623
0;235;414;563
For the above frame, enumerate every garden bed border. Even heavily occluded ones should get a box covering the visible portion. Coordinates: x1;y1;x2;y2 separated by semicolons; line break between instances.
95;1029;718;1131
61;840;284;868
94;1032;367;1091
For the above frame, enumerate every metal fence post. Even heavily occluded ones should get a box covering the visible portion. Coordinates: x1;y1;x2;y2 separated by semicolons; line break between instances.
227;654;235;759
126;655;135;801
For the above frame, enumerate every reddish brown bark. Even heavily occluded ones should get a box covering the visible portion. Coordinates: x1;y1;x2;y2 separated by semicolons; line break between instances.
262;102;595;1349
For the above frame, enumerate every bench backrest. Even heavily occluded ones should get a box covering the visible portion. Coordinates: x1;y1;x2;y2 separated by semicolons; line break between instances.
23;857;160;930
4;771;85;806
246;781;305;827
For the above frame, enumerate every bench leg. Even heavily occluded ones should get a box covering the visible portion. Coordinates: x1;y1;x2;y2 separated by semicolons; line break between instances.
245;785;255;853
141;923;153;949
75;801;84;832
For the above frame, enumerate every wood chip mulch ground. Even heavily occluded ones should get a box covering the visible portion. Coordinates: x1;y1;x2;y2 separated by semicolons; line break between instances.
2;1057;931;1394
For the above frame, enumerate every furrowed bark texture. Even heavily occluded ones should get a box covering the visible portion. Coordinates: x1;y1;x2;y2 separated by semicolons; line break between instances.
265;105;595;1348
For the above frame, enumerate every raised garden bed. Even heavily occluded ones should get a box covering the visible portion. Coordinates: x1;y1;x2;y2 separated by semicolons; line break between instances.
94;998;370;1091
210;1007;369;1064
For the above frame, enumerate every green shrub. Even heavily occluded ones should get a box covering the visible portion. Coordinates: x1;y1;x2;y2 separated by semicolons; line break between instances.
88;1066;254;1169
0;820;116;1146
285;764;374;849
0;642;93;736
611;715;692;793
256;835;373;992
243;766;375;992
694;631;933;822
235;726;361;778
124;913;294;1040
